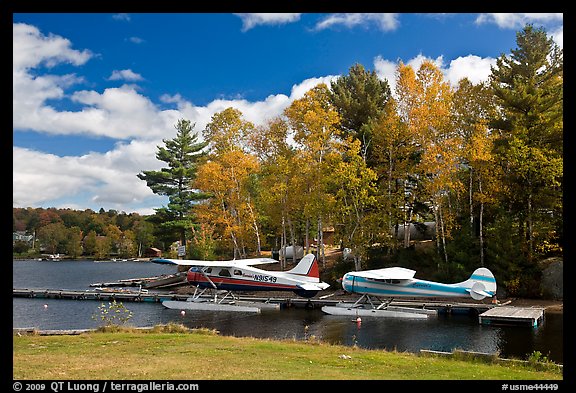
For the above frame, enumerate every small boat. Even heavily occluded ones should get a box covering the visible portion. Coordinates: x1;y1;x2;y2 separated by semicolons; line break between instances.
41;254;62;261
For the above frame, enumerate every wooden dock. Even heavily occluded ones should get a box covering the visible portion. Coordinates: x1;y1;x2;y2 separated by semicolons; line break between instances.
478;306;545;327
13;287;495;314
13;288;188;303
13;288;551;327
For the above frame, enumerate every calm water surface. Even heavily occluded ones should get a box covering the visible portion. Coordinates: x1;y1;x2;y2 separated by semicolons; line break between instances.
12;260;563;364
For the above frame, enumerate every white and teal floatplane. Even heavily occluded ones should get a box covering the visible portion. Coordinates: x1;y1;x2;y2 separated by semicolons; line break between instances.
322;266;497;319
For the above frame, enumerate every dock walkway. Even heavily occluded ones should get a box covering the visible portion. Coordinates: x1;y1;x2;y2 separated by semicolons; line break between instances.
13;288;553;326
478;306;545;327
13;287;494;312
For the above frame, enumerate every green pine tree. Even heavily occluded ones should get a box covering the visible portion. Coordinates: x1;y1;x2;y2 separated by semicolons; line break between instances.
489;24;563;264
329;63;391;166
138;119;209;250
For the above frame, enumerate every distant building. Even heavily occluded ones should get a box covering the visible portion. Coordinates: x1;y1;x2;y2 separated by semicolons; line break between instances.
144;247;162;258
13;231;34;245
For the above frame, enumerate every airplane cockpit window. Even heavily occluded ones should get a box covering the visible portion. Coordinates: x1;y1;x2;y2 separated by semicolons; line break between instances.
233;269;242;276
218;269;231;277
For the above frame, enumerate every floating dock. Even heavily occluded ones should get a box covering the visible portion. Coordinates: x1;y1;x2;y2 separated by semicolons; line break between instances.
13;288;549;326
478;306;545;327
12;288;493;312
13;288;185;303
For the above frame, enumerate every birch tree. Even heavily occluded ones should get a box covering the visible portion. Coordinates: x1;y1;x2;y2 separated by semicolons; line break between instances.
284;83;342;266
195;108;263;259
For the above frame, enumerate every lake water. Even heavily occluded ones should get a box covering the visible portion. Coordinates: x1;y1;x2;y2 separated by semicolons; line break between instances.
12;260;564;364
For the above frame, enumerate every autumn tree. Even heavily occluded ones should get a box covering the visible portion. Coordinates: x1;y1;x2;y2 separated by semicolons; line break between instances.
395;60;452;253
452;78;499;267
94;236;112;260
36;222;67;254
331;137;378;270
118;229;137;258
284;83;342;266
194;108;262;259
133;219;155;258
248;117;301;268
64;226;83;258
104;224;122;255
194;152;261;259
83;230;98;256
137;119;208;252
370;97;417;252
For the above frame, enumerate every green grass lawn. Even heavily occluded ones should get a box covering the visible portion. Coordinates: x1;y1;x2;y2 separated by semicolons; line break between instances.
13;325;562;380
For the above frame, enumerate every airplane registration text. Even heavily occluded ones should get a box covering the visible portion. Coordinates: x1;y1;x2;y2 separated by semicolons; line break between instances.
254;274;277;283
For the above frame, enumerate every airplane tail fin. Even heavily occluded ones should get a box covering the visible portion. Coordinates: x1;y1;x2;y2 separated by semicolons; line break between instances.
458;268;497;300
285;254;320;279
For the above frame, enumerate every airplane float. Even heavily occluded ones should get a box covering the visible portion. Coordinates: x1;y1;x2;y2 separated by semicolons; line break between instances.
322;266;497;319
152;253;330;313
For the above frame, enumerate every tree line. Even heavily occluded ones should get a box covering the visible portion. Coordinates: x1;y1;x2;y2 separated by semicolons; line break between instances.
13;207;157;260
138;25;562;297
14;25;562;297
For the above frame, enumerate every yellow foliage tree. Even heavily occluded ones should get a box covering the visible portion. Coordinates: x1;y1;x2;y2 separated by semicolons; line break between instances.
194;108;262;259
284;83;342;266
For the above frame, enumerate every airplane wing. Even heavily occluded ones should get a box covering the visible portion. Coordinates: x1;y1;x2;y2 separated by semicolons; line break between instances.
151;257;278;267
352;267;416;280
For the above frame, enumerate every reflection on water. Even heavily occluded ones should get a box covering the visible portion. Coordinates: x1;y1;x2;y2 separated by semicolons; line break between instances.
13;260;563;364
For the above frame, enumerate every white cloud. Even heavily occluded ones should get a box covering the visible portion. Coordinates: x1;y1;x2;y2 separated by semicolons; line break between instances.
315;13;399;32
159;76;338;134
13;22;340;213
474;13;563;50
234;13;302;32
551;26;563;49
13;148;96;207
445;55;496;86
373;56;398;92
108;69;144;82
13;142;165;214
112;14;131;22
13;70;85;130
475;13;563;29
288;75;340;100
128;36;145;44
374;53;495;96
15;83;174;140
13;23;93;70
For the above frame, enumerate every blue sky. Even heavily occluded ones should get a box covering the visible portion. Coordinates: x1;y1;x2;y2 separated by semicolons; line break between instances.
12;13;563;215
